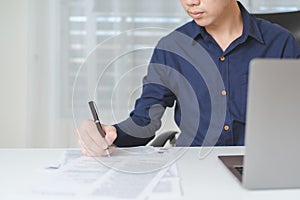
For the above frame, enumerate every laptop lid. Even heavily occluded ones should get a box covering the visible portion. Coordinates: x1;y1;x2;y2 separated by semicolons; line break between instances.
243;58;300;189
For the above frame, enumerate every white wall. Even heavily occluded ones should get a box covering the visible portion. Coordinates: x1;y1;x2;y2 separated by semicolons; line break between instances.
0;0;28;147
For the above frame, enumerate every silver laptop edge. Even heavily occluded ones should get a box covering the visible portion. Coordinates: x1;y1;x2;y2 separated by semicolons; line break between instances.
243;58;300;189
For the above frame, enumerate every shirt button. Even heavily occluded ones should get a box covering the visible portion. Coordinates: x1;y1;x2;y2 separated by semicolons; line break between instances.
224;125;230;131
221;90;227;96
220;56;225;61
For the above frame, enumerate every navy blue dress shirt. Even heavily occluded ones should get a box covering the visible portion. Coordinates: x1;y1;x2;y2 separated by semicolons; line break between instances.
114;2;300;147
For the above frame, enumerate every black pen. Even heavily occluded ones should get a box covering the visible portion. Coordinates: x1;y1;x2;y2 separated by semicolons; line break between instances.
88;101;111;157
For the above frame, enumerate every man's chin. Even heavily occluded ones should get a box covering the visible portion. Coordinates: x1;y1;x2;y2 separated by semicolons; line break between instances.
193;19;208;27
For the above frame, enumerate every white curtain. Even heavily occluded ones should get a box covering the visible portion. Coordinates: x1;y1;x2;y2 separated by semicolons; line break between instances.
28;0;188;147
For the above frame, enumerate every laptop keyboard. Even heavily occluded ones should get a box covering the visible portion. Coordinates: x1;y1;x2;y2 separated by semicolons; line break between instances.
234;166;244;175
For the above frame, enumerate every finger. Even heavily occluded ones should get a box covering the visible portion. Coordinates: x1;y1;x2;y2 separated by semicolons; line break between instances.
81;120;103;146
77;128;104;156
102;125;117;146
78;139;100;157
77;121;116;156
80;120;115;148
78;134;94;156
78;128;114;157
78;138;90;155
108;145;116;155
76;129;88;154
79;138;104;157
78;139;88;155
83;121;114;152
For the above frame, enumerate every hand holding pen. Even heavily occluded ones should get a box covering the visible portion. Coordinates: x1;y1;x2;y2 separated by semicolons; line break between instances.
89;101;114;157
76;101;117;157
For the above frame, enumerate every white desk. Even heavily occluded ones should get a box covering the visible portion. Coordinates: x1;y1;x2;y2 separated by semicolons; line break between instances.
1;147;300;200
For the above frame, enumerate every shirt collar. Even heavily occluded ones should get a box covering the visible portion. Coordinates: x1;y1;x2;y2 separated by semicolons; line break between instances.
238;1;264;44
190;1;265;44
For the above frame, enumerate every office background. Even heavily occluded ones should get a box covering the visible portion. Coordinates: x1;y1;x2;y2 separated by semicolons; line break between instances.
1;0;300;148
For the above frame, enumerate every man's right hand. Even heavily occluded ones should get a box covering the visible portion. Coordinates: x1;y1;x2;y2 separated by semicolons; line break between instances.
76;120;117;157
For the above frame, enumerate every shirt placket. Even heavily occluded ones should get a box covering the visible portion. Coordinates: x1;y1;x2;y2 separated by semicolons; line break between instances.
218;53;234;145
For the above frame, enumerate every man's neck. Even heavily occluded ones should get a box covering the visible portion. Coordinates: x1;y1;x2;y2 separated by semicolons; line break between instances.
205;3;243;52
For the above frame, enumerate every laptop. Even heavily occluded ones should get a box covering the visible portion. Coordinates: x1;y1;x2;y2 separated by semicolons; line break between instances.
218;58;300;190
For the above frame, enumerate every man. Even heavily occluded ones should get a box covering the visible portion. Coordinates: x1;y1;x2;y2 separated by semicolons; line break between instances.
77;0;300;156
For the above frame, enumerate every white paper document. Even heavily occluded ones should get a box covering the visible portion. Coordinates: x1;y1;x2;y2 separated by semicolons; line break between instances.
30;147;183;199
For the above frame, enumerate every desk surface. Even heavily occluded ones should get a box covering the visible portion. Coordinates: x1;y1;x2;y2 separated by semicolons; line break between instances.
1;147;300;200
